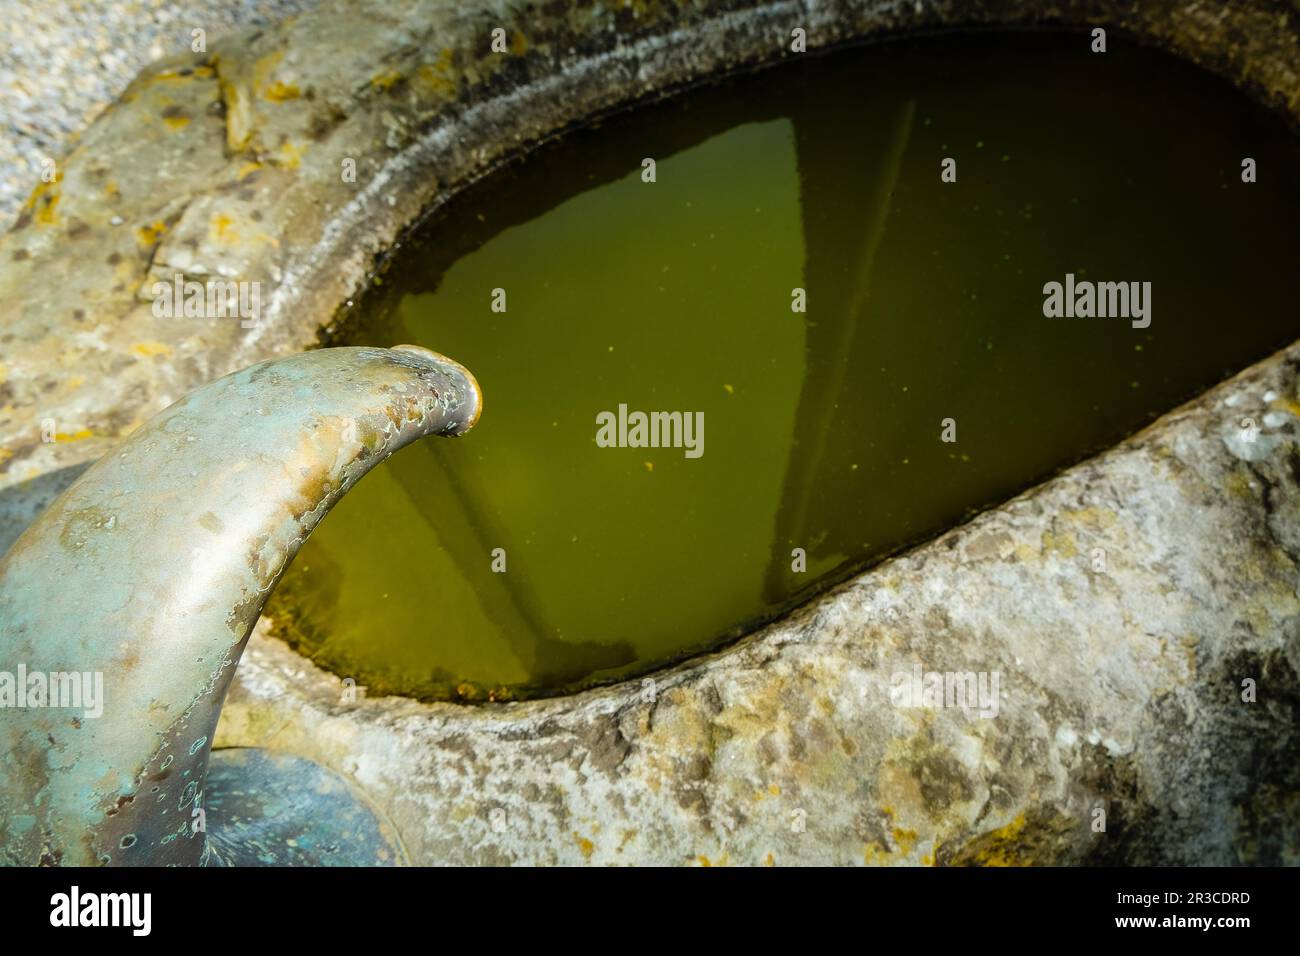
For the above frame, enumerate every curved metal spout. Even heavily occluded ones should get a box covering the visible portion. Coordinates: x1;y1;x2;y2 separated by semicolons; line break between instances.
0;346;481;866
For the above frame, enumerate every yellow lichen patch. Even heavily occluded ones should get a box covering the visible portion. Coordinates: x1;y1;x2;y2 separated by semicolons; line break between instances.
53;428;94;443
763;852;775;867
216;50;291;152
132;341;173;358
236;161;263;180
0;364;6;385
163;114;190;130
370;70;404;92
415;49;458;98
251;50;286;91
964;814;1027;866
510;31;528;56
24;180;61;225
573;833;594;860
944;810;1082;867
151;65;215;85
1270;396;1300;420
219;74;253;151
0;447;11;464
270;141;303;169
264;80;301;101
137;220;168;246
1062;506;1117;531
1040;527;1077;558
863;840;893;865
37;196;61;223
892;826;919;855
64;375;85;391
211;212;236;243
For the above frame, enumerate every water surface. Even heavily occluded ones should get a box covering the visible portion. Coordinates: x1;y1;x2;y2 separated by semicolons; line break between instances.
268;31;1300;700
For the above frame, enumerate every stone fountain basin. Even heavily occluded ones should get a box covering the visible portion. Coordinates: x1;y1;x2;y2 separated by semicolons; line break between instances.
1;0;1299;865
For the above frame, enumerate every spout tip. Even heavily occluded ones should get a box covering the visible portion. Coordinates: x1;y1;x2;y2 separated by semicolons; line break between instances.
392;344;483;435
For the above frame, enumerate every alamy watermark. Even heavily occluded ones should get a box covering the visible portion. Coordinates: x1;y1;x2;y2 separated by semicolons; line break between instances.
151;272;261;328
1042;273;1150;329
890;663;1000;719
595;404;704;459
0;664;104;719
50;886;150;936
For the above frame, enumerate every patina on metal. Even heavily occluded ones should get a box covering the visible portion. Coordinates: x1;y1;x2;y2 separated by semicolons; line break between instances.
0;345;480;866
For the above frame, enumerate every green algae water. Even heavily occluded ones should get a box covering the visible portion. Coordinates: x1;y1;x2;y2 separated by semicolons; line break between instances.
269;31;1300;701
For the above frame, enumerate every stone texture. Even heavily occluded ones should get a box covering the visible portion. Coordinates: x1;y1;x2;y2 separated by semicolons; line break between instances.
2;0;1299;864
0;0;320;230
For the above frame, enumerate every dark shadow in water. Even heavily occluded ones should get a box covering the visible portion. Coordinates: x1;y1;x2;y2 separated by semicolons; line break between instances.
386;441;637;687
764;99;917;603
